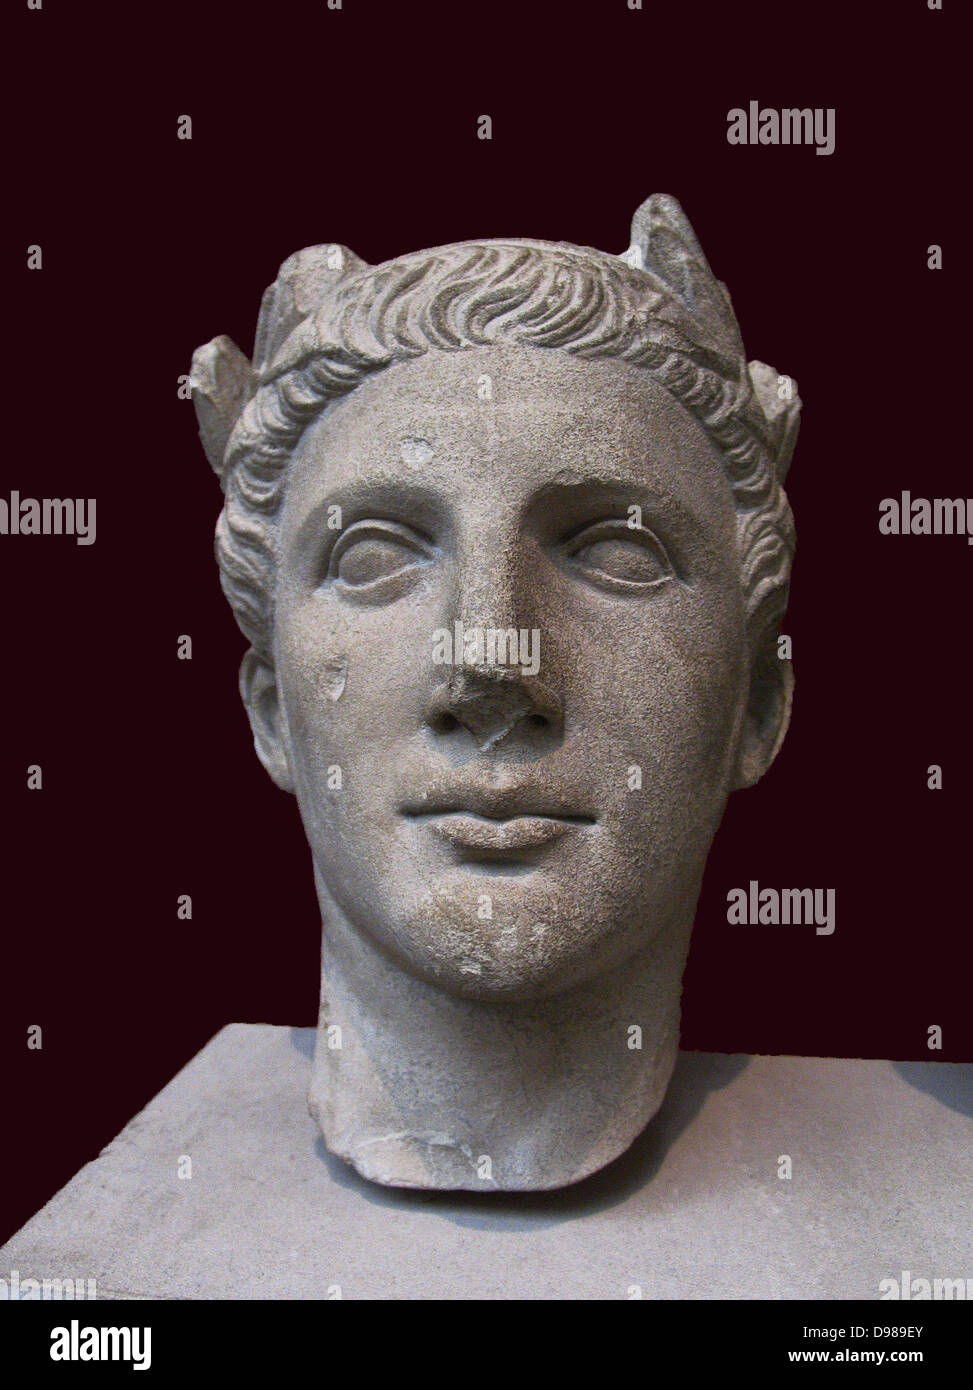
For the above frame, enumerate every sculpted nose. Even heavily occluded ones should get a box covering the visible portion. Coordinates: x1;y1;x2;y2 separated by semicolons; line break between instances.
426;665;564;753
427;530;564;752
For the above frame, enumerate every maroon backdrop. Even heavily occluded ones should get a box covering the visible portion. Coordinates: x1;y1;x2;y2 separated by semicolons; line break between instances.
4;0;968;1244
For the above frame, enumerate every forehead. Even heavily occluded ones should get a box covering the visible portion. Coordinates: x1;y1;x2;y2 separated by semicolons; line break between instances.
282;345;736;531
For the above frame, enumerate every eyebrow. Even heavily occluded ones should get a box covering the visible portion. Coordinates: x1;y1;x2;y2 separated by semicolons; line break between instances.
291;480;449;554
525;477;721;547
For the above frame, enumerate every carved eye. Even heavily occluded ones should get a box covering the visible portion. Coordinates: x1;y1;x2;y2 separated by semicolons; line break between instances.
328;521;432;600
565;520;674;592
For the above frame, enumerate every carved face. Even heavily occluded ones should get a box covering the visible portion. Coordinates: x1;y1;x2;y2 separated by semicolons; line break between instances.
253;345;765;1002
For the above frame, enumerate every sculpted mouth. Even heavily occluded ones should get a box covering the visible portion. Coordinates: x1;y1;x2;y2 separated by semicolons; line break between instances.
401;796;596;855
416;812;589;852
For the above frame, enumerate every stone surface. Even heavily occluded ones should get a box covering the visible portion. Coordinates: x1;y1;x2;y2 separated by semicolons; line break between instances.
188;197;803;1190
3;1025;970;1300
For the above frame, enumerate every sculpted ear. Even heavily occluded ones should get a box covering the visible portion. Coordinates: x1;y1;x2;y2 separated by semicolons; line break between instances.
733;620;794;790
239;650;295;794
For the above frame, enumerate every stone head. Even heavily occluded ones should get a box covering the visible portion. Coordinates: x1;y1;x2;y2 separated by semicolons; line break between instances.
190;195;800;1187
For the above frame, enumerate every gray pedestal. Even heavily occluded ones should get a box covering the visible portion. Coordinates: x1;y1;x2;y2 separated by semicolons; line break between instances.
2;1025;970;1299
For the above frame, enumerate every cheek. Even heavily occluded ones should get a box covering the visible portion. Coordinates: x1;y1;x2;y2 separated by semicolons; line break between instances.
565;586;748;789
275;594;433;766
275;598;355;775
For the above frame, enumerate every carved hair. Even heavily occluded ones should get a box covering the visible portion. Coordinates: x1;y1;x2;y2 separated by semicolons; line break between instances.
192;200;799;663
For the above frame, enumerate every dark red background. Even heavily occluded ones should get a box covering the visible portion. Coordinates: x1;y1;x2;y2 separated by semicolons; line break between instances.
4;0;969;1244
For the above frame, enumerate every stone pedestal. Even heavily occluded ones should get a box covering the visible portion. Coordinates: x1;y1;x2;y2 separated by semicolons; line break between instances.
2;1025;969;1299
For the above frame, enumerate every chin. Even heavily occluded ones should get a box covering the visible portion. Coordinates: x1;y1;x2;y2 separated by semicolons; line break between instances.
379;888;652;1004
398;950;602;1005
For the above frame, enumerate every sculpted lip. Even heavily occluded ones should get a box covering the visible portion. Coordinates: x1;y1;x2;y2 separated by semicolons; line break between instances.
401;797;596;853
422;812;582;851
400;785;596;820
